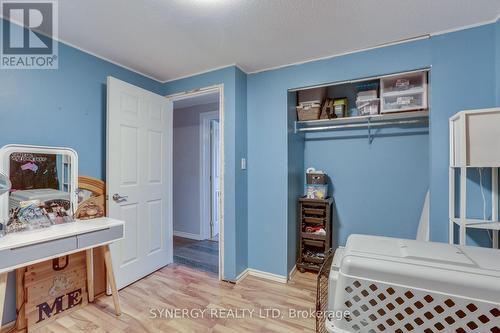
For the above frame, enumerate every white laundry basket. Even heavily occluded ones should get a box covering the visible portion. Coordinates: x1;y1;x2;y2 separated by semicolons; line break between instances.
326;235;500;333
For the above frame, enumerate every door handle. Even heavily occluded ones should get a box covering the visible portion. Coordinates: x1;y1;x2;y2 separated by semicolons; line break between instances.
112;193;128;202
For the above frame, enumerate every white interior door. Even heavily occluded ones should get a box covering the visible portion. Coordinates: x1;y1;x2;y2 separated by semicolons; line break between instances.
211;120;220;238
107;76;173;289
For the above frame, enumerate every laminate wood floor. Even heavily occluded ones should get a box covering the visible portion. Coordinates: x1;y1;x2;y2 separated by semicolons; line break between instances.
35;264;317;333
173;236;219;274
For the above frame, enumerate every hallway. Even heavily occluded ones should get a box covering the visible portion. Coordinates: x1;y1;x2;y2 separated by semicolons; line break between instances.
173;236;219;274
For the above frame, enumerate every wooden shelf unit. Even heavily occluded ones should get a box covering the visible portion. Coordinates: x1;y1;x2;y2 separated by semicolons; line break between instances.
297;197;333;273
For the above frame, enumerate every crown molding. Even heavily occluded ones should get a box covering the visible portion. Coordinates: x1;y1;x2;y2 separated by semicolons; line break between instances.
2;12;499;82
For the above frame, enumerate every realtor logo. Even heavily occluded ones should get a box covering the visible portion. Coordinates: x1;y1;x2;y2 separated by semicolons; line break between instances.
1;0;58;69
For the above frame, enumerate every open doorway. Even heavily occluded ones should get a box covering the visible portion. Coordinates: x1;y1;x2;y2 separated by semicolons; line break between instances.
169;88;222;276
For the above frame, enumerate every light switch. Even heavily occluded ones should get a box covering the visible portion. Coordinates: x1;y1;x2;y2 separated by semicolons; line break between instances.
241;158;246;170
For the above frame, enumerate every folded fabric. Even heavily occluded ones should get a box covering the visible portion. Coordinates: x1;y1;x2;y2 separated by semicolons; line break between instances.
314;228;326;235
305;226;323;233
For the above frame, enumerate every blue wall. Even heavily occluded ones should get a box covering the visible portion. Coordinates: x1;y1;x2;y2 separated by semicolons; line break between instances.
161;66;248;281
235;68;248;275
304;127;429;247
0;22;163;324
1;15;500;326
247;22;499;277
0;30;248;325
247;39;432;277
429;25;497;245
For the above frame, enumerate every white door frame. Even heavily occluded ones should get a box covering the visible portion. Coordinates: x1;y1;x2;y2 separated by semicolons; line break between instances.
166;85;224;280
200;111;219;240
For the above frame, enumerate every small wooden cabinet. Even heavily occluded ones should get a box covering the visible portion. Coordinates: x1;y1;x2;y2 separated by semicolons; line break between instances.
297;197;333;273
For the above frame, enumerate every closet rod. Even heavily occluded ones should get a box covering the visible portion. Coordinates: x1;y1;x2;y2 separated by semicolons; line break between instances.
297;119;427;133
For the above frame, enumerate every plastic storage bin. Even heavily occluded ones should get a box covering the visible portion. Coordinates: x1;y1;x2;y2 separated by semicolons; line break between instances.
381;93;424;112
380;71;427;113
356;98;379;116
325;235;500;333
305;184;328;200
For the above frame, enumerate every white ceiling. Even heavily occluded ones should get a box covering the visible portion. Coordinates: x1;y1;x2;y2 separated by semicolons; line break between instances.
58;0;500;82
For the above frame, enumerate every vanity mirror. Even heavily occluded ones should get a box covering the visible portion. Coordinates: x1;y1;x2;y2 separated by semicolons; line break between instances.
0;145;78;233
0;172;10;196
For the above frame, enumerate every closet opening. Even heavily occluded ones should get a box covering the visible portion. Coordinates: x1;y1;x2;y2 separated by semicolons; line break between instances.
288;69;431;276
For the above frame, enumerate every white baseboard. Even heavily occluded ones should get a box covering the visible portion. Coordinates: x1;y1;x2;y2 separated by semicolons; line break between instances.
173;231;204;240
288;265;297;281
235;268;250;283
236;268;288;284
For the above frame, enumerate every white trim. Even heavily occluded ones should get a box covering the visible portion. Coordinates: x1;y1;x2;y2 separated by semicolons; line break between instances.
163;13;499;79
167;85;225;282
217;86;225;282
3;13;500;82
235;268;250;283
1;16;243;83
430;13;500;37
57;39;163;82
247;269;288;284
61;13;497;83
288;265;297;281
0;15;163;83
246;14;500;76
235;268;288;284
162;64;246;84
173;231;204;241
247;35;430;75
200;110;220;241
166;85;222;101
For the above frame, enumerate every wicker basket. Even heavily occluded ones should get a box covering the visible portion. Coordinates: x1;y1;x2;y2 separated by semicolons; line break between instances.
297;105;321;121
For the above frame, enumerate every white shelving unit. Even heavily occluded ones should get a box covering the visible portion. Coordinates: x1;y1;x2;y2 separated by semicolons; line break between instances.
449;107;500;248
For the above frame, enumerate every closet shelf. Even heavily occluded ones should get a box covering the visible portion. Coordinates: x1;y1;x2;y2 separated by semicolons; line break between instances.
294;110;429;134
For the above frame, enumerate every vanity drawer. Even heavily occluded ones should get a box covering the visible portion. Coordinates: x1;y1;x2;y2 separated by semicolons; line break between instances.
0;236;77;271
76;225;124;249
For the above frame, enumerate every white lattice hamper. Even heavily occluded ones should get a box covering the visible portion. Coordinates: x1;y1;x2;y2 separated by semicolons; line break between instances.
326;235;500;333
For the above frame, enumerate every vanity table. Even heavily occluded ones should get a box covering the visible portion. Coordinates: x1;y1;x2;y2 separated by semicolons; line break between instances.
0;145;124;331
0;218;124;331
